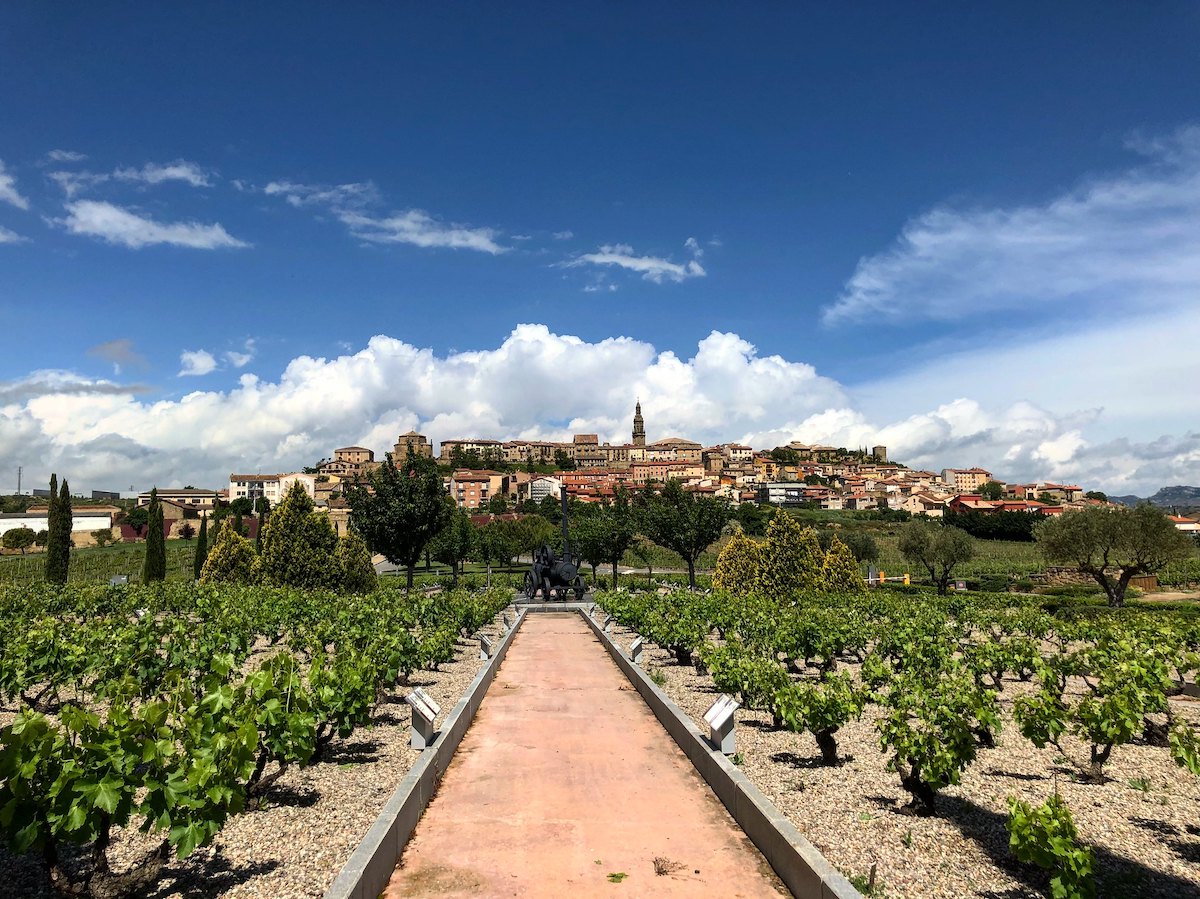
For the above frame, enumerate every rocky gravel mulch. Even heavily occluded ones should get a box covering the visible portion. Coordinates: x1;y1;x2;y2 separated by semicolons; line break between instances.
597;612;1200;899
0;610;516;899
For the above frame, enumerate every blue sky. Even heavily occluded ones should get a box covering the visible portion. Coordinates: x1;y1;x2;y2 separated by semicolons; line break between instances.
2;4;1199;494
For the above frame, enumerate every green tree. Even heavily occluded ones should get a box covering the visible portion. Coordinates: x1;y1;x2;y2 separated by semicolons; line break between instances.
90;528;113;548
735;502;768;537
820;536;864;593
199;519;257;584
712;533;764;595
639;479;730;589
898;520;975;595
335;529;378;594
142;488;167;583
34;530;48;547
228;496;254;516
254;496;270;553
979;480;1005;501
627;536;658;586
1084;490;1107;502
759;509;823;599
817;528;879;565
477;520;518;586
486;494;509;514
123;505;149;537
1034;504;1193;607
570;491;637;589
429;502;476;586
255;481;339;590
346;453;451;589
2;527;36;554
44;474;72;585
193;514;209;580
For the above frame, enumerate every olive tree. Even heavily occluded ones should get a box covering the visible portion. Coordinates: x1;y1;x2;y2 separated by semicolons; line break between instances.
898;520;974;595
1035;504;1193;607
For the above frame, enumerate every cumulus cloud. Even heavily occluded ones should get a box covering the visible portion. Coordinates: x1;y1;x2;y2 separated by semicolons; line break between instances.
87;338;147;375
178;350;218;377
565;240;706;284
2;325;1195;495
0;225;26;244
62;200;249;249
264;178;506;253
0;160;30;210
113;160;212;187
823;125;1200;325
553;230;574;240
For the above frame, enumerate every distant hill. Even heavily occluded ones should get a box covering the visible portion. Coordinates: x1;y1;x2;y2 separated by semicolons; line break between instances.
1110;485;1200;512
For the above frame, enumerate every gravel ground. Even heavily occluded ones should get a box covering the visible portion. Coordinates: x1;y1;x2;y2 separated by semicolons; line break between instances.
596;611;1200;899
0;607;516;899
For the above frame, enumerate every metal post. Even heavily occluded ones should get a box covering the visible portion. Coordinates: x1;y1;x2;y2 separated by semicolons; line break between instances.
405;691;439;749
629;636;644;664
703;694;740;755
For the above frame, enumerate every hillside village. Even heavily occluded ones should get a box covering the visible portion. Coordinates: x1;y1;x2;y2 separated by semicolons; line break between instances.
5;403;1193;547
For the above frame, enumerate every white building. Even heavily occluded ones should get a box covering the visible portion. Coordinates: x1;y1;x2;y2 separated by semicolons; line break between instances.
0;510;114;537
229;472;317;506
529;476;562;504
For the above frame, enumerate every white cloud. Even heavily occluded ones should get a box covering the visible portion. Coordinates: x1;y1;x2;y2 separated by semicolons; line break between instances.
48;159;212;197
263;180;379;209
0;161;30;210
566;241;707;283
113;160;211;187
2;324;1196;496
339;209;507;254
824;125;1200;325
178;350;218;377
45;149;88;163
264;179;507;254
0;225;26;244
62;200;249;249
48;170;106;198
553;230;574;240
225;338;256;368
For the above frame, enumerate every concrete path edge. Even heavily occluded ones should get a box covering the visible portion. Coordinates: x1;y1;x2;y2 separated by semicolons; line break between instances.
580;608;862;899
322;605;528;899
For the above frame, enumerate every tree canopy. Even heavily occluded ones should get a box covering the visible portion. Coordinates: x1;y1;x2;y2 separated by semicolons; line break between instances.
638;479;729;588
1034;504;1193;607
346;453;450;588
898;520;975;595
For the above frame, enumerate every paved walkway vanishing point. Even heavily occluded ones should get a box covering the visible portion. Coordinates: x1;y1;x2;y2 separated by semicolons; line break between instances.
384;613;790;898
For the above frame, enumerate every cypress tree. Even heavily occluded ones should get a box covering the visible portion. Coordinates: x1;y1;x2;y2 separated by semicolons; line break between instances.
713;533;765;596
759;509;824;600
199;519;257;585
193;514;209;580
44;474;72;584
142;488;167;583
336;530;378;594
820;536;865;594
254;481;338;590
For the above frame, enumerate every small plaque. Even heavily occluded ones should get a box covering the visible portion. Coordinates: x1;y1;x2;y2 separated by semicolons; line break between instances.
412;687;440;716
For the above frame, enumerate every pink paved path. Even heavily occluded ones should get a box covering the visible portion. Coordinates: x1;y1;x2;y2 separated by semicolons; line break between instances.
384;613;789;898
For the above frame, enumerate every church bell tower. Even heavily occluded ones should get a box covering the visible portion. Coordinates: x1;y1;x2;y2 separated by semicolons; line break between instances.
632;401;646;447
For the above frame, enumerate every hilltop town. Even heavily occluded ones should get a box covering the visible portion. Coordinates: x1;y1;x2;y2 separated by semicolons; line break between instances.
7;402;1197;548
